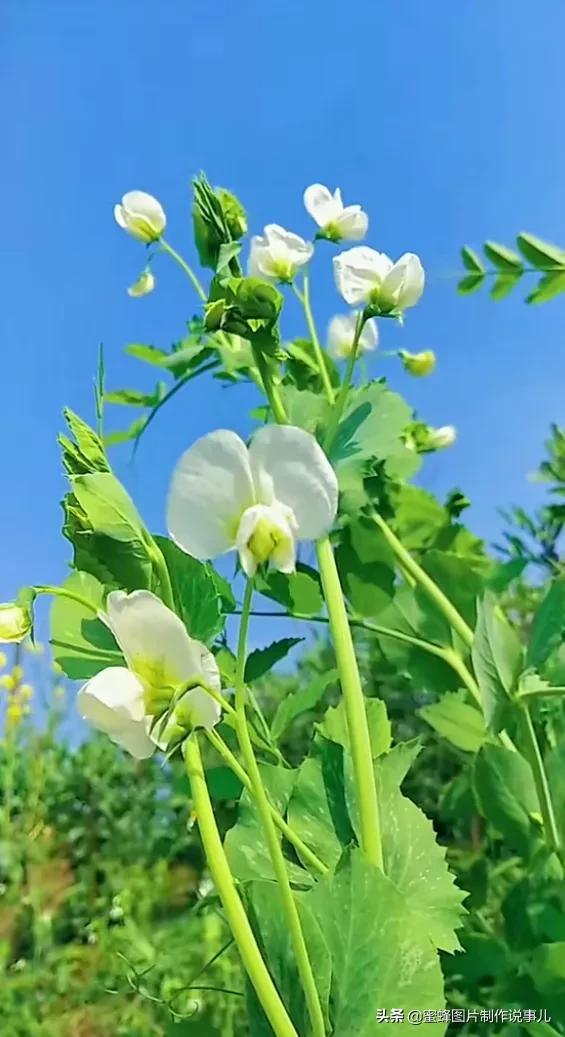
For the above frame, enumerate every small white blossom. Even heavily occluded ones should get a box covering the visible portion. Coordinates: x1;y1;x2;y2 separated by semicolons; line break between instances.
114;191;166;243
77;590;220;758
327;312;378;359
127;270;155;297
304;184;368;242
167;425;338;577
333;246;424;314
248;224;313;283
430;425;457;449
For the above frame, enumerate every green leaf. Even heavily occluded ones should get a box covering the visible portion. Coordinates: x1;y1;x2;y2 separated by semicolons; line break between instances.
278;385;331;438
527;575;565;670
271;669;338;741
104;385;165;407
59;408;110;477
331;381;411;466
457;272;485;295
335;519;395;619
471;593;523;733
71;472;146;541
124;343;171;367
490;270;522;300
205;765;243;801
473;743;539;856
287;737;356;872
255;563;323;617
422;549;484;628
154;537;224;645
419;691;486;752
527;270;565;304
244;637;303;683
306;850;446;1035
224;764;309;885
318;698;391;759
517;232;565;270
483;240;523;270
461;246;485;273
49;571;121;679
545;744;565;849
487;556;528;592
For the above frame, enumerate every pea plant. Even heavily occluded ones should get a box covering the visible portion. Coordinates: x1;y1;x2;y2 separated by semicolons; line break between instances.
2;175;565;1036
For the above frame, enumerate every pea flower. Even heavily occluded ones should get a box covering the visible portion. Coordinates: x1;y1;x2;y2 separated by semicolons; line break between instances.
77;590;221;759
430;425;457;449
114;190;166;243
0;603;32;644
400;349;436;376
248;225;313;283
304;184;368;242
334;247;425;314
327;312;378;359
127;270;155;297
167;425;338;577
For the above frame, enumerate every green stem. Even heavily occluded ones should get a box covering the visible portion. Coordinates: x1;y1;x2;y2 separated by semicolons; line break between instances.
316;537;383;868
144;537;175;610
234;580;326;1037
33;585;100;615
295;276;335;404
184;735;299;1037
323;313;365;454
160;239;207;301
205;729;329;877
519;685;565;701
518;704;561;854
371;511;474;650
251;346;288;425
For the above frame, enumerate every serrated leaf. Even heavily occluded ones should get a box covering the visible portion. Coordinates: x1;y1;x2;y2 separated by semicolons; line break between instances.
244;637;303;683
419;691;486;752
50;571;122;679
517;232;565;270
306;850;447;1035
153;537;225;645
527;575;565;670
457;272;485;295
271;668;338;741
484;240;523;270
473;743;539;857
461;246;485;273
287;737;356;872
471;593;523;733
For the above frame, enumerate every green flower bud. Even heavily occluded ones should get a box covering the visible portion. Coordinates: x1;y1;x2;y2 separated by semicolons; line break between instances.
400;349;436;377
216;187;248;240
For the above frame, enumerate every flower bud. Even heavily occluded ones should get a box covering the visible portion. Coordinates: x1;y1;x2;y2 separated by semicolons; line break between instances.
0;603;32;644
400;350;436;377
127;270;155;298
429;425;457;449
114;191;166;244
217;187;248;240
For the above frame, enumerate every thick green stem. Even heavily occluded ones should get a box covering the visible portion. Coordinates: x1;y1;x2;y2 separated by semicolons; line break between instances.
316;537;383;868
160;239;207;301
205;729;329;877
295;276;335;404
234;581;326;1037
518;704;561;854
184;736;299;1037
371;511;474;649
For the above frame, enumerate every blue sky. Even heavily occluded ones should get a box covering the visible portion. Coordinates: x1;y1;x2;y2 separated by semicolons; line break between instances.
1;0;564;628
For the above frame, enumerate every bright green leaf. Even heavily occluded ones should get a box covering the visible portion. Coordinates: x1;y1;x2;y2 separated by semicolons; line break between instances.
461;246;485;273
483;240;523;270
50;571;121;679
471;593;523;733
154;537;224;645
419;691;486;752
473;743;539;856
271;669;338;741
244;637;303;683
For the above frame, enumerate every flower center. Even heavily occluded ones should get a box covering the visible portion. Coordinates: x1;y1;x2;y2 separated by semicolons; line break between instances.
236;504;297;576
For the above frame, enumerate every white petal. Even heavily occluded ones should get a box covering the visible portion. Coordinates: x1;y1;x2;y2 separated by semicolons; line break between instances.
121;190;166;231
235;503;297;576
114;204;127;229
327;313;358;358
168;430;255;560
333;246;392;305
104;590;212;688
263;224;314;266
77;667;146;732
116;722;158;759
248;235;275;279
303;184;342;227
359;317;379;351
336;206;369;242
180;686;222;730
249;425;338;541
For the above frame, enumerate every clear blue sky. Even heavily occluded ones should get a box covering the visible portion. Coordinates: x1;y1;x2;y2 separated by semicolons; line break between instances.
1;0;564;616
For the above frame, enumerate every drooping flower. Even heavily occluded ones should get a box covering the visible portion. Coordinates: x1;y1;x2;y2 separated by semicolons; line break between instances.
429;425;457;449
304;184;368;242
167;425;338;577
127;270;155;297
327;312;379;359
0;603;32;644
334;246;424;314
114;191;166;243
400;349;436;376
248;225;313;283
77;590;221;759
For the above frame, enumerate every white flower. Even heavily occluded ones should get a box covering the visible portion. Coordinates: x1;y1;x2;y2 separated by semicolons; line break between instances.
327;312;378;359
248;225;313;283
333;247;424;314
77;590;221;759
114;191;166;244
167;425;338;577
0;604;32;644
430;425;457;449
304;184;368;242
127;270;155;298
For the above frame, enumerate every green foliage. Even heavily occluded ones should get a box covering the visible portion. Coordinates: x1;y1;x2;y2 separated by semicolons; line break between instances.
458;232;565;303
